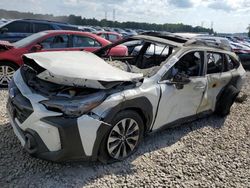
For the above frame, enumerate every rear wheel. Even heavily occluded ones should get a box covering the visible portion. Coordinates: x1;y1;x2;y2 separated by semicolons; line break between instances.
99;110;144;163
0;62;18;87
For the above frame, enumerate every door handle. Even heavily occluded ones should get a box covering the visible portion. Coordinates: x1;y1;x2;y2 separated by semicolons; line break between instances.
194;85;205;90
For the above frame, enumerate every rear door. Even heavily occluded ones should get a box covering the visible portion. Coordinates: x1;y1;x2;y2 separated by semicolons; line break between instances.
37;34;70;52
198;51;233;113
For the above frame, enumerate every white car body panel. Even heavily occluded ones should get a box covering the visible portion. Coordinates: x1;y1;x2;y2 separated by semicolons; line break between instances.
77;115;110;156
13;70;62;151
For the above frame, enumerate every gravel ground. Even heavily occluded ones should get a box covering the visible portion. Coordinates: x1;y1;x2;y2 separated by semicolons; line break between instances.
0;72;249;188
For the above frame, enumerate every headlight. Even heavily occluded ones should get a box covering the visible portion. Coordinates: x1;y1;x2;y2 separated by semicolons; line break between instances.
40;91;106;117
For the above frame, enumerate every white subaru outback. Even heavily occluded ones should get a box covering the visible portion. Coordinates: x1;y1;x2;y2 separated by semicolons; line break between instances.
7;34;246;162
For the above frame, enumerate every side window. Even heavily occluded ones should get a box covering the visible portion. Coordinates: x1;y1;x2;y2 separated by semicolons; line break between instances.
33;23;53;32
5;21;32;33
72;35;101;47
162;51;204;80
225;55;239;71
206;52;225;74
40;35;69;49
109;34;118;41
100;33;108;40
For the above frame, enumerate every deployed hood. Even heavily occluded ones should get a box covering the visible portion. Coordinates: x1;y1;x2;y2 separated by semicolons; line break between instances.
23;51;143;89
0;40;14;51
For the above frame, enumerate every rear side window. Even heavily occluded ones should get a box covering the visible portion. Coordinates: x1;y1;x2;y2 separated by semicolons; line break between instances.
33;23;53;32
40;35;69;49
109;34;118;41
206;52;226;74
5;21;32;33
99;33;108;40
225;55;239;71
72;35;101;47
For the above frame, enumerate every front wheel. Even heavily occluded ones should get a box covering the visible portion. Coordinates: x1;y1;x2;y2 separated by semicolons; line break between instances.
99;110;144;163
0;62;19;87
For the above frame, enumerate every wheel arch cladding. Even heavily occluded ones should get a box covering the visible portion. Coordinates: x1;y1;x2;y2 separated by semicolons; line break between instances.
215;75;241;113
216;75;241;102
102;97;154;133
0;60;20;68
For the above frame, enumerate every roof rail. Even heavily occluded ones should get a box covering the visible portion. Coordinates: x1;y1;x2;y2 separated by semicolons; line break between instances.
21;19;70;25
184;38;232;51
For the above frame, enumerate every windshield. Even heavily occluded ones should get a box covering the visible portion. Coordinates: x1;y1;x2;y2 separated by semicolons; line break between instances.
13;32;47;48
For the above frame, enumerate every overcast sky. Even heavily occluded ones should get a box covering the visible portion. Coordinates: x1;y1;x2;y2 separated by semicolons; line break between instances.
0;0;249;33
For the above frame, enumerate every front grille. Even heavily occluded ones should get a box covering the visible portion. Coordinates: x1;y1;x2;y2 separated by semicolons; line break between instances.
9;84;33;124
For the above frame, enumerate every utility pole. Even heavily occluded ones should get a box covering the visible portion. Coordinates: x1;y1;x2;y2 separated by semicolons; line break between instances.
113;9;116;22
105;11;107;20
211;21;214;30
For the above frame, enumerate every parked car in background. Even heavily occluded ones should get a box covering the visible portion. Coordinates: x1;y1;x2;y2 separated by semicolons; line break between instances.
77;26;97;33
0;19;79;42
111;28;128;37
7;34;245;162
124;29;137;36
96;31;122;43
0;30;128;87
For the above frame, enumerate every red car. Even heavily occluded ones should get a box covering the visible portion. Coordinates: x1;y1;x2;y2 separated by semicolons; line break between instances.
0;30;128;87
96;31;123;43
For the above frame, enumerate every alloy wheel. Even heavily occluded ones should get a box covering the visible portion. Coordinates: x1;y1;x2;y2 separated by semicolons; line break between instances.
0;65;15;86
107;118;140;160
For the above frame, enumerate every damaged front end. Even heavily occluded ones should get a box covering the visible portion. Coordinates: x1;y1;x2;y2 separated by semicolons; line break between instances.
21;51;143;117
8;51;145;161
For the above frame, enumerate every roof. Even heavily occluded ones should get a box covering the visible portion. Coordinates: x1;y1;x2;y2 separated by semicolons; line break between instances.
20;19;70;25
43;30;97;37
96;31;121;35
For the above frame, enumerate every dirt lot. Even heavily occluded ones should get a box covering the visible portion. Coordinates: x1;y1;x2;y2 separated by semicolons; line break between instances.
0;72;249;188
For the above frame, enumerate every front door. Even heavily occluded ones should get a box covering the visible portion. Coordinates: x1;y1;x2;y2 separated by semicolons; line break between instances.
153;51;207;130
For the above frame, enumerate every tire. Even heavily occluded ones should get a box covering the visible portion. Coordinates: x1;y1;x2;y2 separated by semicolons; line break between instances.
99;110;144;163
215;85;239;117
0;61;19;88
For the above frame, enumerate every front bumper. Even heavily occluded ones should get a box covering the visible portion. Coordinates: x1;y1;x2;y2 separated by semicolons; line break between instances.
7;70;111;162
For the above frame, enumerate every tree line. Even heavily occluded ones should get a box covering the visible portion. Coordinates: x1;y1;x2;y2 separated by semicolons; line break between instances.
0;9;214;33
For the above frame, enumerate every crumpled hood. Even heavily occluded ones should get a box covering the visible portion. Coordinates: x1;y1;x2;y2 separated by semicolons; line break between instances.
23;51;143;89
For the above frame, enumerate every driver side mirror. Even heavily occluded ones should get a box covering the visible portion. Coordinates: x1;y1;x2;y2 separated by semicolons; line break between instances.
0;27;8;34
30;44;43;52
160;73;191;90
